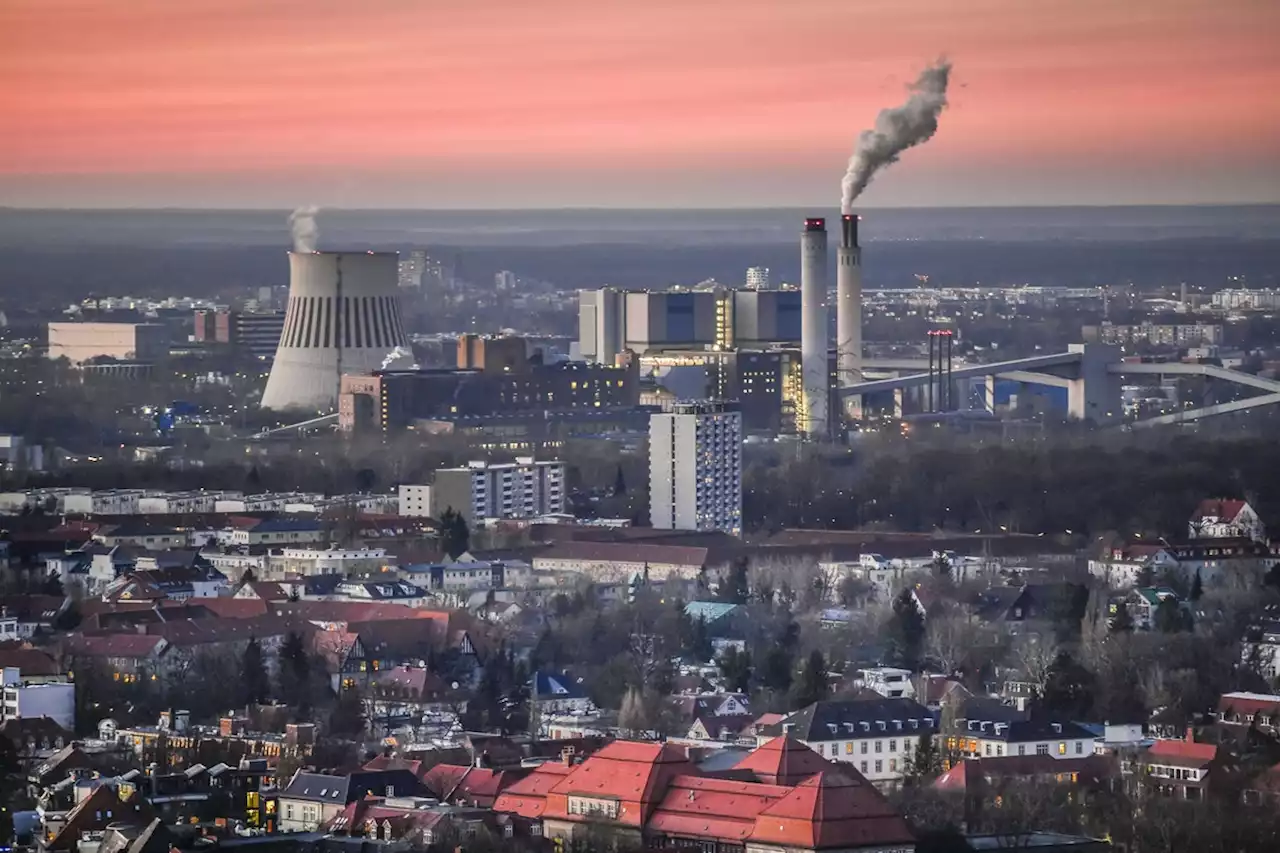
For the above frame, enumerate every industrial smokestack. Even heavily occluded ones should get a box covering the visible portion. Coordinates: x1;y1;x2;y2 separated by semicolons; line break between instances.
800;218;829;439
289;206;320;253
840;60;952;213
836;214;863;418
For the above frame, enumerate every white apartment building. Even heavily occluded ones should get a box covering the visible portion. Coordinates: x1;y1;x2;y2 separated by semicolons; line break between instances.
138;491;241;514
745;266;771;290
431;457;565;524
270;547;389;577
398;485;432;518
2;668;75;730
64;490;147;515
649;401;742;535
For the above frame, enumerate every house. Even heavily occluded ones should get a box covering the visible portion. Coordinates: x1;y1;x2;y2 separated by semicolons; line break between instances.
1;715;71;759
225;518;326;547
1;667;75;729
915;675;973;713
421;763;523;808
934;753;1115;829
683;601;747;638
492;738;915;852
1242;619;1280;680
1088;543;1179;589
332;580;431;607
1123;730;1224;801
1190;498;1266;543
1215;691;1280;736
1127;586;1186;631
851;667;916;700
92;524;189;551
760;697;938;790
1162;537;1276;585
277;769;426;832
39;779;158;851
972;583;1088;630
325;795;490;846
60;634;170;683
366;666;469;731
531;671;595;717
947;700;1095;761
0;596;71;638
669;692;753;744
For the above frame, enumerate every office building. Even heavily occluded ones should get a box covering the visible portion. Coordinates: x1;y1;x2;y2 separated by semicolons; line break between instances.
431;457;566;524
398;484;432;518
194;309;285;360
649;401;742;535
398;250;427;290
745;266;771;290
47;322;169;364
494;270;518;292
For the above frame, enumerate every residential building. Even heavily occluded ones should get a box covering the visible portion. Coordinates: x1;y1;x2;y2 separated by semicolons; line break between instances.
1242;619;1280;680
532;541;708;582
947;701;1095;762
1088;543;1179;589
492;737;915;852
431;457;565;524
277;769;426;832
1126;586;1185;631
398;485;432;518
47;322;169;364
1189;498;1267;543
649;401;742;535
531;671;596;720
1123;731;1222;801
852;667;917;700
223;518;326;547
762;698;938;790
270;547;389;577
745;266;771;289
1215;691;1280;735
1;667;75;729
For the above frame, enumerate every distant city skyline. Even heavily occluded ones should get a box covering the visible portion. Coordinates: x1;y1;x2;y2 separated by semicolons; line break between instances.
3;0;1278;209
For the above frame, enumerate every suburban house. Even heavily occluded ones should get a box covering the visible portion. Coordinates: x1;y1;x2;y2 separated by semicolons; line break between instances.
1242;619;1280;680
851;667;916;700
1215;691;1280;736
531;671;595;717
760;697;938;790
277;769;426;832
669;692;753;744
1088;543;1179;589
1123;731;1224;801
1126;587;1186;631
1189;498;1266;543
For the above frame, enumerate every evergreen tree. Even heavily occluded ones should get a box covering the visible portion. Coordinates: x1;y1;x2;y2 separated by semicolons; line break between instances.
1038;651;1096;719
887;589;926;671
905;732;943;782
278;631;313;712
242;637;270;706
759;646;794;694
688;616;713;663
329;686;367;737
438;507;470;559
1190;569;1204;601
1154;597;1191;633
1110;599;1135;633
791;649;828;709
718;646;752;694
613;463;627;496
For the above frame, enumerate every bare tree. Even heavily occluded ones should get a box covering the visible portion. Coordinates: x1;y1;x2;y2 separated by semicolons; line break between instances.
1012;633;1060;697
925;605;981;675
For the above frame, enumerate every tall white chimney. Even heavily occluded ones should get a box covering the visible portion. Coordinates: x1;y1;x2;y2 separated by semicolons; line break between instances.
800;218;828;439
836;214;863;419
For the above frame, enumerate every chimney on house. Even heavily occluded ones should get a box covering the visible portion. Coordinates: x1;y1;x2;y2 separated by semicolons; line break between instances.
1186;725;1195;743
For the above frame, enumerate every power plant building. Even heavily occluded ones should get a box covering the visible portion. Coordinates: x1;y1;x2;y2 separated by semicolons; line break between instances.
649;401;742;535
577;288;801;363
260;252;407;411
47;322;169;364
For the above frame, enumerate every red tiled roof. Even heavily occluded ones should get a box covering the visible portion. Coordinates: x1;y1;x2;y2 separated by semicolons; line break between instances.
196;598;271;619
751;771;914;850
0;647;62;676
544;741;696;826
271;601;449;625
492;762;574;818
649;775;792;842
1147;738;1218;764
933;755;1113;793
1217;691;1280;721
361;756;424;779
732;736;835;786
1193;499;1248;522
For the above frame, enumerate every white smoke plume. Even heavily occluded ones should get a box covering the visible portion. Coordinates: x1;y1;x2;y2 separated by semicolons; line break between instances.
841;60;952;214
380;345;418;371
289;206;320;252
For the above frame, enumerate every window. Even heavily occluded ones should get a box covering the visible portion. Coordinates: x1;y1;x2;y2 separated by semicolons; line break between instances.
1037;744;1049;756
860;741;868;754
889;739;897;753
1075;741;1084;755
875;740;883;753
889;759;897;773
846;742;854;754
860;761;867;773
1018;745;1026;756
875;760;883;773
1058;742;1067;756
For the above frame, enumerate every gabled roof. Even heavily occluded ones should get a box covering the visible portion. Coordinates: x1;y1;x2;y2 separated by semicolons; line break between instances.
751;770;914;850
47;783;156;850
684;601;742;624
732;736;836;786
62;634;167;659
1217;691;1280;721
1192;498;1249;522
421;764;521;807
933;754;1114;792
0;647;62;676
532;671;588;701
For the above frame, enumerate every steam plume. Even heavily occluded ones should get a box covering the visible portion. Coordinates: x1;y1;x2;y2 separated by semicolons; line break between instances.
289;206;320;252
841;60;952;214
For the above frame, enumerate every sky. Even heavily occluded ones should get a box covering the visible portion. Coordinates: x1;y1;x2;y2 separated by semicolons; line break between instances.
2;0;1278;209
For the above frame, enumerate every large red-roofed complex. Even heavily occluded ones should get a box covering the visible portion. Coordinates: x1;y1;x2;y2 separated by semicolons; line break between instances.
493;737;915;852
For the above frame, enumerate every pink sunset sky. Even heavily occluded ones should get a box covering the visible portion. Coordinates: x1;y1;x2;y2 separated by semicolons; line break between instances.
2;0;1278;208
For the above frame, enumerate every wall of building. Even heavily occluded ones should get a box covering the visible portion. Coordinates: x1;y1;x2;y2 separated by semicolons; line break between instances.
47;322;169;364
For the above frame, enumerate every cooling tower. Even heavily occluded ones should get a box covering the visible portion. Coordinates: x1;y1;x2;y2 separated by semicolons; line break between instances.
800;218;829;439
260;252;406;411
836;214;863;418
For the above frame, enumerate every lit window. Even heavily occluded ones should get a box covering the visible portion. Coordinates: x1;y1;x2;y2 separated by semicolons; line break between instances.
1058;742;1067;755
